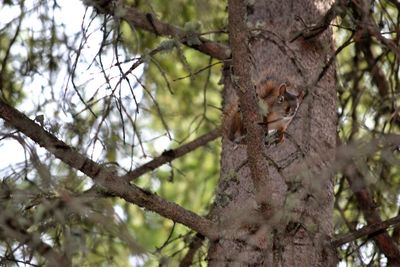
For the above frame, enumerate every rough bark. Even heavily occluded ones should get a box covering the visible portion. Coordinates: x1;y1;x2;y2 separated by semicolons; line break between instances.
209;0;337;266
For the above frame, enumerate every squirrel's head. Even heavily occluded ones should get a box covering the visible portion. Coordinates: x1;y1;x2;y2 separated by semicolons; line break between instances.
257;80;303;117
277;85;304;116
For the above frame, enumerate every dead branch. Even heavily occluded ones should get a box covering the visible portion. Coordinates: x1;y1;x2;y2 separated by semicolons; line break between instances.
343;162;400;263
332;214;400;247
121;127;221;183
86;1;230;60
179;233;205;267
0;99;218;240
0;212;70;266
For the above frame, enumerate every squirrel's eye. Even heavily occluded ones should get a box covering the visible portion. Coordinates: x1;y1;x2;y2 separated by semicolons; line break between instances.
277;96;284;103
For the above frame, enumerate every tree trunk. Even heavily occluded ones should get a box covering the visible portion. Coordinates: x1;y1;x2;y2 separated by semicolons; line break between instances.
209;0;337;266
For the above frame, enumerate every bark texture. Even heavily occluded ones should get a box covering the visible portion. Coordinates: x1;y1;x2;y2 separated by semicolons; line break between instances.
209;0;337;266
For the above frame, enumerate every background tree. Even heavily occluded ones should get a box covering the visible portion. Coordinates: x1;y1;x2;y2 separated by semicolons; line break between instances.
0;0;399;266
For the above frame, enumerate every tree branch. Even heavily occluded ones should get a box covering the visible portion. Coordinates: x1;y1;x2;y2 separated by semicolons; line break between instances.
227;0;271;213
0;99;218;240
344;163;400;263
0;213;70;266
355;35;389;98
121;127;221;183
179;233;205;267
290;0;347;42
87;1;230;60
332;214;400;247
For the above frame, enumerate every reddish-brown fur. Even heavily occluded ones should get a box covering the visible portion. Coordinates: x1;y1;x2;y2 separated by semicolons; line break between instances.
224;78;303;143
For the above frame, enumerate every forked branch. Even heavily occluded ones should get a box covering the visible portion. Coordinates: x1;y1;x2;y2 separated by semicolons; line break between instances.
0;99;218;240
87;1;230;60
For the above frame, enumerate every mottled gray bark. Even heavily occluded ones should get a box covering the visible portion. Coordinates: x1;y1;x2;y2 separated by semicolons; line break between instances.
209;0;337;266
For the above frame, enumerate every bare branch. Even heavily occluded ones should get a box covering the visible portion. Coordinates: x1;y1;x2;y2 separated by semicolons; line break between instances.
290;0;346;42
179;233;205;267
121;127;221;183
0;99;218;240
0;1;23;91
0;213;70;266
87;1;230;60
332;215;400;247
124;8;230;60
343;162;400;263
355;35;389;97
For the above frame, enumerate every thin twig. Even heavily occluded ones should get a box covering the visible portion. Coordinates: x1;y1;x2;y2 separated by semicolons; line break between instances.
86;2;230;60
0;99;218;240
121;127;221;183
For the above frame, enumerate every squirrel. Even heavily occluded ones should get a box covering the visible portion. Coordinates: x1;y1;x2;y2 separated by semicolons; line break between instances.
224;77;304;144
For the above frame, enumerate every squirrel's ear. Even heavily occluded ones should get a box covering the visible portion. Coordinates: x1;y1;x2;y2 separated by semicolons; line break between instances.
278;83;287;95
